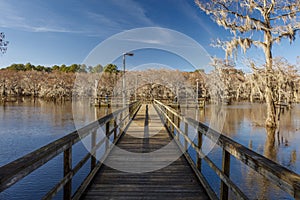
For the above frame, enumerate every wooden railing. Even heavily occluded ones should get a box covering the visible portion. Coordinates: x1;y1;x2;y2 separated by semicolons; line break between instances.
0;101;141;200
154;99;300;200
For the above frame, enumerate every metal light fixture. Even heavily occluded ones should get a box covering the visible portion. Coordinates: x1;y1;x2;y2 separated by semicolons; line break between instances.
122;52;134;107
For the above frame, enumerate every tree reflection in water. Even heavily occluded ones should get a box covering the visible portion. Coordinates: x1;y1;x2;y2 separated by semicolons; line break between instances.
180;102;299;199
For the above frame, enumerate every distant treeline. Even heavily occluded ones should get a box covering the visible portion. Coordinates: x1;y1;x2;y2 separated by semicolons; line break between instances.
1;63;119;73
1;58;300;105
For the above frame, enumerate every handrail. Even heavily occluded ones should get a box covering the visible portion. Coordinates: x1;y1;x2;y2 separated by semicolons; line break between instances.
0;101;141;199
153;99;300;200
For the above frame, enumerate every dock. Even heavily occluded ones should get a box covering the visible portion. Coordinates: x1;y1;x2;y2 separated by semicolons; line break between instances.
81;105;209;199
1;100;300;199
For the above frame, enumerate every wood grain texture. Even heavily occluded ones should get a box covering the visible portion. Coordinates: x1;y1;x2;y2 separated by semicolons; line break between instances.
81;104;209;200
154;99;300;199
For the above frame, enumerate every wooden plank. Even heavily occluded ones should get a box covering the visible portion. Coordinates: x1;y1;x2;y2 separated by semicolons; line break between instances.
0;101;141;199
81;104;209;200
0;104;137;192
154;99;300;198
154;103;218;200
64;146;72;200
154;100;300;197
153;100;251;199
113;118;117;141
73;104;142;200
220;150;230;200
91;130;96;170
105;122;109;152
184;122;188;151
186;117;300;198
175;128;248;200
197;131;203;170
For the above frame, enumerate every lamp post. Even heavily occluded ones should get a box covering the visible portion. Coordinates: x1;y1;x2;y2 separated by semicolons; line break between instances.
122;52;134;107
196;79;199;108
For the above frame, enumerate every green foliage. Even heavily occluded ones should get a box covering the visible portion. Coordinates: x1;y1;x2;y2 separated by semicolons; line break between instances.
103;64;118;73
60;64;67;72
25;63;35;71
194;69;205;73
3;62;119;74
69;64;80;72
6;63;52;72
52;65;60;71
53;64;87;73
7;64;25;71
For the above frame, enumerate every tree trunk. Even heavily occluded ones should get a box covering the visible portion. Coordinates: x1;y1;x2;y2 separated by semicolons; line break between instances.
250;81;254;103
236;87;240;101
264;127;276;159
264;29;277;128
265;85;276;127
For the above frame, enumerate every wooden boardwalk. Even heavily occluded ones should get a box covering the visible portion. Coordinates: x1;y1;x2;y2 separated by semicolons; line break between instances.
2;101;300;199
81;104;209;200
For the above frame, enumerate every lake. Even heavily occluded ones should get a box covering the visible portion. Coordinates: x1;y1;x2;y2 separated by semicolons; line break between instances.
180;102;300;199
0;100;299;199
0;98;111;199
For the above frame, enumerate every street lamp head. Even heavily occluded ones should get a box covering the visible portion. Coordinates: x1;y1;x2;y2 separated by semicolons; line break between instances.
124;52;134;56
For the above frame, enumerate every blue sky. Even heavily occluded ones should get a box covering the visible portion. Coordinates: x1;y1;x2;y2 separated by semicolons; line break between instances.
0;0;299;72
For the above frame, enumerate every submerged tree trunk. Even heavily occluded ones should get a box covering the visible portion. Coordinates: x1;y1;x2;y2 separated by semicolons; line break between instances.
265;85;277;128
264;29;277;128
195;0;300;129
264;127;276;160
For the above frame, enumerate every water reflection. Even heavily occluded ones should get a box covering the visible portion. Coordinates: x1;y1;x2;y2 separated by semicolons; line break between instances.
72;99;112;128
264;127;277;160
0;98;112;199
180;102;300;199
1;101;299;199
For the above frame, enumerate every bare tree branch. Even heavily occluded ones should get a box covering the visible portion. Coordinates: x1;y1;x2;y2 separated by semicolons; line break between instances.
195;0;300;128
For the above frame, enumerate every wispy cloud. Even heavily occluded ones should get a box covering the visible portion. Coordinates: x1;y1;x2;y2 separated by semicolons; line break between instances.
86;12;120;28
0;0;156;36
110;0;155;27
179;0;215;37
0;1;83;34
121;38;163;44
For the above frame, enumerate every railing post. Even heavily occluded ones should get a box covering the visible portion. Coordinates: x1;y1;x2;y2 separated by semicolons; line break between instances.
171;113;175;134
176;115;180;130
196;130;203;171
63;146;72;200
91;130;97;170
175;115;179;134
175;115;179;139
166;109;170;131
105;121;110;152
126;108;129;124
220;149;230;200
119;113;123;134
184;122;188;151
129;104;133;119
164;107;168;125
114;118;117;141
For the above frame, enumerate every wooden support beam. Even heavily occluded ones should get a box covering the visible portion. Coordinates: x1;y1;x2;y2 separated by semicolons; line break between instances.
197;131;203;171
91;130;97;170
63;146;72;200
220;149;230;200
171;113;175;134
184;122;188;151
113;118;117;141
105;121;110;152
